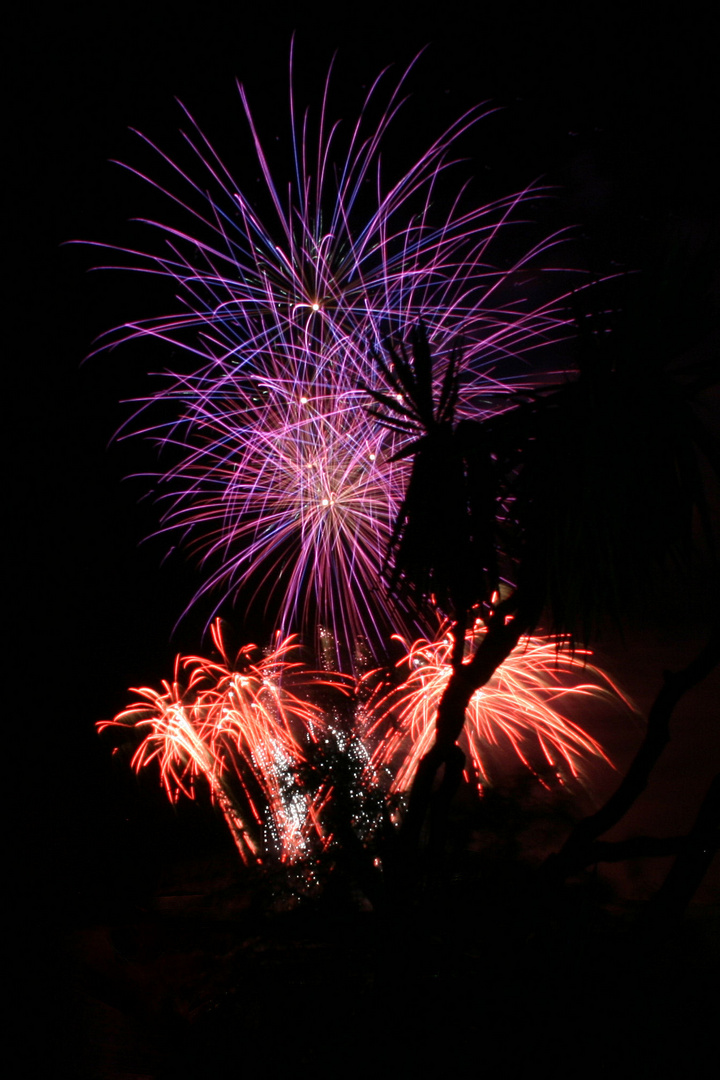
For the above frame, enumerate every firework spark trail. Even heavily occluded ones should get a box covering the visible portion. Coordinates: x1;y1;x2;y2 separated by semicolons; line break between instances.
367;623;634;794
100;621;352;863
86;48;580;666
99;660;261;862
188;621;353;860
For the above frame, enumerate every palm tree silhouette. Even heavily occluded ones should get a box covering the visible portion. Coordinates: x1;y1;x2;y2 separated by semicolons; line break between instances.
368;251;719;878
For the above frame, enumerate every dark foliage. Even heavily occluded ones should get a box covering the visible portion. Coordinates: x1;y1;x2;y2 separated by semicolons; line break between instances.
366;247;719;874
370;252;719;647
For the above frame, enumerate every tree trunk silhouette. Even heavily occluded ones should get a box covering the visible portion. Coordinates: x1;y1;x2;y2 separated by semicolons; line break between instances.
400;612;532;854
544;622;720;880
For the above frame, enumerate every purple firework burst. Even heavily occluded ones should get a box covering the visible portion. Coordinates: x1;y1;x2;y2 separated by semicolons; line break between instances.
88;46;577;669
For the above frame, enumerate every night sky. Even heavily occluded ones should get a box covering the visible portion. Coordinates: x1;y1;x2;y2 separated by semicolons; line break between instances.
13;4;719;923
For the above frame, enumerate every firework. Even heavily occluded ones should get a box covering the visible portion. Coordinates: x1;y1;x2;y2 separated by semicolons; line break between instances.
88;47;577;666
367;622;633;794
99;620;352;863
100;619;631;864
90;50;635;874
99;657;260;862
